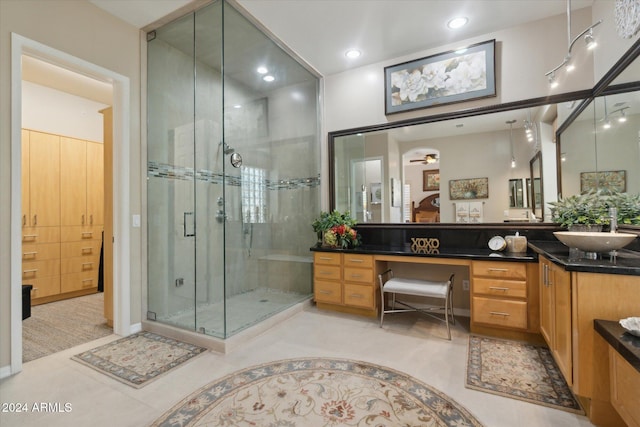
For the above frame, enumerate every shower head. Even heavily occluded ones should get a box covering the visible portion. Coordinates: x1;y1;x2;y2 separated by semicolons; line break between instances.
220;141;235;155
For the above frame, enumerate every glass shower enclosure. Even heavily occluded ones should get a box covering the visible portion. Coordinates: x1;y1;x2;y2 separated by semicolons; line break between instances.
146;1;320;339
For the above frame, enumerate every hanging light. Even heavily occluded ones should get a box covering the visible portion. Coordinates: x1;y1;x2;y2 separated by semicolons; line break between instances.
618;109;627;122
545;0;602;86
507;120;517;168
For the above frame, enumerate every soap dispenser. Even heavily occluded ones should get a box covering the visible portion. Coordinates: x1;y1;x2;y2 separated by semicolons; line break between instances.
505;232;527;253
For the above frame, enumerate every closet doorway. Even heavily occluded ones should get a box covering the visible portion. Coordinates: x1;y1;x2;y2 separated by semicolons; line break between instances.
20;56;114;362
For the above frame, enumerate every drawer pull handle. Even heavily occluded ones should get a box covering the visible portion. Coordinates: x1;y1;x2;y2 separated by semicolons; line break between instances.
350;274;363;278
23;215;26;226
81;279;93;288
33;214;37;225
23;234;38;239
349;294;363;298
319;271;333;275
82;232;93;238
82;262;94;269
489;311;510;316
23;251;37;257
23;269;38;274
487;268;508;272
349;259;364;263
81;247;93;254
319;290;332;294
319;257;333;261
489;286;509;291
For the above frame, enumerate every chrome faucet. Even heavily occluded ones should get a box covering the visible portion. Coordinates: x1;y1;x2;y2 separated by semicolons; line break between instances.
609;207;617;233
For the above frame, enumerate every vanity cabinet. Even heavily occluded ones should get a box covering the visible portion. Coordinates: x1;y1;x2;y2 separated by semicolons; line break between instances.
313;252;377;316
609;347;640;427
539;255;572;385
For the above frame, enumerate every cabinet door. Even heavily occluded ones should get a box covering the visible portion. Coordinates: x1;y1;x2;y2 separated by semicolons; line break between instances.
28;131;60;227
553;264;572;386
539;259;554;347
60;137;87;226
86;141;104;226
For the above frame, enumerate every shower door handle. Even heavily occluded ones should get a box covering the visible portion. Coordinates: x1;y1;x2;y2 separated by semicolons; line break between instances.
184;212;195;237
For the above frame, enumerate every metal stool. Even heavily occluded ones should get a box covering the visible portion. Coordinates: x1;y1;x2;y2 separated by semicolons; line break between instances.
378;270;455;340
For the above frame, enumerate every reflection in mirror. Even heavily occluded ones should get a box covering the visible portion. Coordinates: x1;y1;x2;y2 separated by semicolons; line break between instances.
530;151;543;220
508;178;529;208
559;89;640;198
332;104;560;223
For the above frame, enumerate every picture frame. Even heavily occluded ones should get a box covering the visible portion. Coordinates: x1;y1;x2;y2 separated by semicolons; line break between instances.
384;39;496;115
370;182;382;204
449;177;489;200
580;170;626;193
423;169;440;191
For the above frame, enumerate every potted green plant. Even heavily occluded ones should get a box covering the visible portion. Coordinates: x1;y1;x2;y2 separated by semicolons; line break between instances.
549;191;608;231
312;210;361;249
550;190;640;230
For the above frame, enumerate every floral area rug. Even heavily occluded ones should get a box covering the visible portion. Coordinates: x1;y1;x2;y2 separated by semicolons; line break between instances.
151;357;485;426
465;336;583;414
71;331;207;388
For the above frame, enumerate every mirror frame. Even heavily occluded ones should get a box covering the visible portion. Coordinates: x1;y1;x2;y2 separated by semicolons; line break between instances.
329;38;640;227
529;152;543;220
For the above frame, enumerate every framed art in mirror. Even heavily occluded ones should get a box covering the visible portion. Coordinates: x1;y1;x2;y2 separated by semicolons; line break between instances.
384;39;496;115
423;169;440;191
449;177;489;200
580;170;626;193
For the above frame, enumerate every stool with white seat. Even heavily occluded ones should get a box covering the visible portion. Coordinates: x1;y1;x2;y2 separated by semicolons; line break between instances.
378;270;455;340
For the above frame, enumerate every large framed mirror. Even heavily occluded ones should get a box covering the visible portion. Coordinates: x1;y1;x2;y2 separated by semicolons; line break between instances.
329;39;640;225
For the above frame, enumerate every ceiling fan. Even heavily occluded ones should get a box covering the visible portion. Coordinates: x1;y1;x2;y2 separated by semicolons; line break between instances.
410;153;439;164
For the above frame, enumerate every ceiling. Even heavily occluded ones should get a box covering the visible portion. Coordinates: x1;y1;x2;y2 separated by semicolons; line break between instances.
89;0;596;76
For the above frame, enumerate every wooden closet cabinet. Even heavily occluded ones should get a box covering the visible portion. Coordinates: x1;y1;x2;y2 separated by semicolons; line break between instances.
22;130;60;227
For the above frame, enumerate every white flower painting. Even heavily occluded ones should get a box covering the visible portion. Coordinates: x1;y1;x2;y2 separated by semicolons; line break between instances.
385;40;495;114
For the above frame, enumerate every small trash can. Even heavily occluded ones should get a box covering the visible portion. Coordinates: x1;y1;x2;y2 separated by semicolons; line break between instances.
22;284;33;320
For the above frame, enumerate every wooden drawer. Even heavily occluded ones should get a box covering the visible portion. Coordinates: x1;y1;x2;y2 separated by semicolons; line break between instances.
473;278;527;299
472;296;528;329
61;271;98;293
22;259;60;280
28;276;61;299
22;242;60;261
22;226;60;244
314;280;342;304
344;284;375;309
473;261;527;280
61;226;103;242
314;252;341;266
610;348;640;427
314;264;341;281
343;254;373;268
61;240;102;259
344;267;374;284
61;256;99;274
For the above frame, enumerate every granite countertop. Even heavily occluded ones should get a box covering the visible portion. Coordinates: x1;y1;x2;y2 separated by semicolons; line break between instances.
594;319;640;373
310;244;537;262
528;240;640;276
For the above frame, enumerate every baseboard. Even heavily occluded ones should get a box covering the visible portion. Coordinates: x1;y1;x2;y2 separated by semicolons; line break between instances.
0;365;13;379
129;322;142;334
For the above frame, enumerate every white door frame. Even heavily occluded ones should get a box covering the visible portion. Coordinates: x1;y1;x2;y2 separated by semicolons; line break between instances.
9;33;132;375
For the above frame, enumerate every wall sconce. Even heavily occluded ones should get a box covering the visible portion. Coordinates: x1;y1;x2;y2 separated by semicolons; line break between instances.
545;0;602;87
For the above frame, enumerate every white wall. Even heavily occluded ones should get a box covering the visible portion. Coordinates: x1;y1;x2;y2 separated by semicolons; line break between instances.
22;81;108;142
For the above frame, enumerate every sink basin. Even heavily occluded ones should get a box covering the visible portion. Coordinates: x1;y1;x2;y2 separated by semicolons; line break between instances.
553;231;636;253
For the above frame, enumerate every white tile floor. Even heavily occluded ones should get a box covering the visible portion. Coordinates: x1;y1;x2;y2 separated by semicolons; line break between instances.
0;305;595;427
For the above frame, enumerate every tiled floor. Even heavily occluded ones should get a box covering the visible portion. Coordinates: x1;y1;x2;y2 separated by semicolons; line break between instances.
1;305;595;427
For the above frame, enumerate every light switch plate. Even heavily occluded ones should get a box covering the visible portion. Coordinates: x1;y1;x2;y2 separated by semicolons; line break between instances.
132;214;141;228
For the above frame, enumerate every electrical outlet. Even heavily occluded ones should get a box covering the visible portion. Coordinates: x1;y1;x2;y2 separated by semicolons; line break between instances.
462;280;470;291
175;278;184;287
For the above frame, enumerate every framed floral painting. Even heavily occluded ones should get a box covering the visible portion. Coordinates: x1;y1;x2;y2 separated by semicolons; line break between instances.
384;39;496;115
449;177;489;200
423;169;440;191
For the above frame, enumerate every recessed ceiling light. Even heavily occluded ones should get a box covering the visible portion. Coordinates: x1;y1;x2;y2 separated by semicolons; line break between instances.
447;17;468;29
257;66;268;74
263;75;275;82
345;49;361;59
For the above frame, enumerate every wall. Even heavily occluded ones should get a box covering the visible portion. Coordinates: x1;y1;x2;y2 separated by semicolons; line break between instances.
0;0;142;370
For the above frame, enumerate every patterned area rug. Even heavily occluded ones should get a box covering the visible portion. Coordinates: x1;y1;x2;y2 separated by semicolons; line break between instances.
151;357;485;427
465;336;583;414
72;331;207;388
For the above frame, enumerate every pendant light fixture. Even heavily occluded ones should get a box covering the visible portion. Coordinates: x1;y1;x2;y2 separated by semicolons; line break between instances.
507;120;517;168
545;0;602;87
